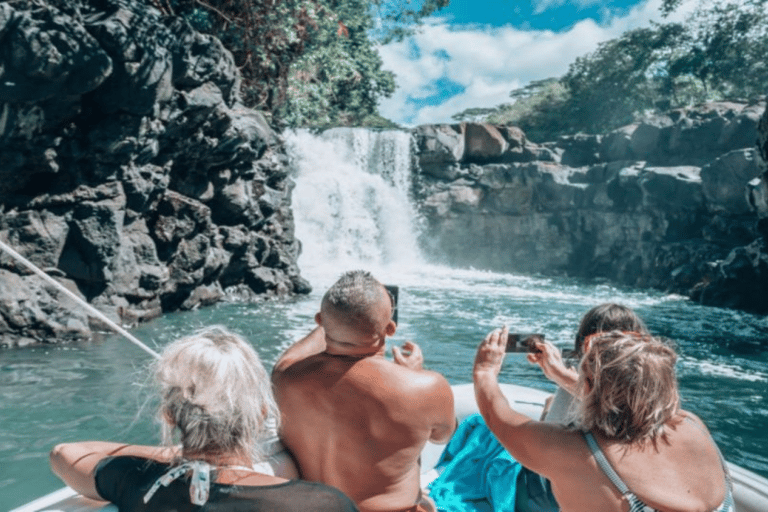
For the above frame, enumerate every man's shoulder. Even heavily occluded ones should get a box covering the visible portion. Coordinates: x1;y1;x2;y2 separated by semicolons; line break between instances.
354;357;451;393
273;353;330;378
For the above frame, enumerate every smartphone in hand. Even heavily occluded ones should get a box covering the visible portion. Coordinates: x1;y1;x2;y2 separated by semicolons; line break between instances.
506;333;545;353
384;284;398;325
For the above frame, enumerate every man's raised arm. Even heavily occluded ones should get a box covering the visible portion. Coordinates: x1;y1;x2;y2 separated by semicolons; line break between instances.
272;326;326;375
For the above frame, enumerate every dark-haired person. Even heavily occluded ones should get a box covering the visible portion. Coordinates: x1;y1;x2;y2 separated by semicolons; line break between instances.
531;303;648;423
50;326;359;512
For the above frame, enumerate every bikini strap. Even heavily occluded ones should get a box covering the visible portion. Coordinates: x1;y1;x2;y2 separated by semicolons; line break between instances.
583;432;631;495
583;432;656;512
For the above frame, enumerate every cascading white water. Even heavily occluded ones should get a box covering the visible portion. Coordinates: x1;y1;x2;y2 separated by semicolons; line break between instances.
284;128;423;281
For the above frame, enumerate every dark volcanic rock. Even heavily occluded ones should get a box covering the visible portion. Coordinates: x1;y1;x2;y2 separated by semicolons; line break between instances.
0;0;307;347
692;101;768;313
413;98;768;314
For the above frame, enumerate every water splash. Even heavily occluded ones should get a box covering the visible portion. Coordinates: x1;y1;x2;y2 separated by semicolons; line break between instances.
284;128;422;281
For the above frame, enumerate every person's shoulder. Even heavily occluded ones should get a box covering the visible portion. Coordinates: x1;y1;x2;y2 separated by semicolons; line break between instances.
282;480;359;511
273;354;330;382
97;455;166;474
675;410;719;447
679;410;708;429
379;359;452;398
366;356;447;382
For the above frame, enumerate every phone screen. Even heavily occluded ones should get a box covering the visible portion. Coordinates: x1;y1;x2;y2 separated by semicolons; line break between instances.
505;333;544;353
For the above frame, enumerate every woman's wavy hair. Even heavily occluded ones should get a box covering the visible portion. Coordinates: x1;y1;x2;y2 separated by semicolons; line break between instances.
154;326;279;462
574;303;647;356
575;331;680;444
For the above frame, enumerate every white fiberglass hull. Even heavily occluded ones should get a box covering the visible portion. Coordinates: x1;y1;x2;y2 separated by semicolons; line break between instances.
12;384;768;512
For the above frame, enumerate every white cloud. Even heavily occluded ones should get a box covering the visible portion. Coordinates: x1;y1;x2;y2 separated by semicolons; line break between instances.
377;0;693;126
531;0;604;15
531;0;568;15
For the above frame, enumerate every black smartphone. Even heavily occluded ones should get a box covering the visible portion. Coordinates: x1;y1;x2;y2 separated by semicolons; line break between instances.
506;333;544;353
384;284;398;325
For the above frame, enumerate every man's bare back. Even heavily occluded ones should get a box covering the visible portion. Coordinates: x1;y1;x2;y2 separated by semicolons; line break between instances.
272;271;455;512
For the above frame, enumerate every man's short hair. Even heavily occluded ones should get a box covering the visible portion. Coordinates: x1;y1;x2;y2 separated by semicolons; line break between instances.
322;270;387;324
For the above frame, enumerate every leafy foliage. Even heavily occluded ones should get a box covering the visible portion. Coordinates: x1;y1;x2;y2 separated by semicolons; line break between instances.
452;79;570;141
275;0;397;127
452;0;767;141
667;0;768;101
166;0;446;128
560;24;684;134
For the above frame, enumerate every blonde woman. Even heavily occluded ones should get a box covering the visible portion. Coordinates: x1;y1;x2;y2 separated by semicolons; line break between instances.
473;328;733;512
50;326;358;512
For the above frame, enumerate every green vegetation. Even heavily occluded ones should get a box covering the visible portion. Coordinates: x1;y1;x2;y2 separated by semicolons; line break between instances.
482;78;570;142
453;0;768;141
166;0;446;128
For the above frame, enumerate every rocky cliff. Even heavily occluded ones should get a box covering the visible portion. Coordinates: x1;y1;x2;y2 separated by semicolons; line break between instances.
414;101;768;313
0;0;309;347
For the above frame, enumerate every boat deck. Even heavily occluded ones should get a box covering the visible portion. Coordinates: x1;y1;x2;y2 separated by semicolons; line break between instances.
12;384;768;512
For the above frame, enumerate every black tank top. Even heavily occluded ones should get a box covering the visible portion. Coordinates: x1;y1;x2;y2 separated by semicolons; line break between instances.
95;456;359;512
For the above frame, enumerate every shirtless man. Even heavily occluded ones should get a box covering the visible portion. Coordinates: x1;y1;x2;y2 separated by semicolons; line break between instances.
272;270;456;512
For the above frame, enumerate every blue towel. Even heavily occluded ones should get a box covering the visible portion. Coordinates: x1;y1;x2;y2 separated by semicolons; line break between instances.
427;414;523;512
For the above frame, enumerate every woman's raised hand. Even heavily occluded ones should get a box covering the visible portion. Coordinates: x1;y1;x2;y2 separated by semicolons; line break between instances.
527;340;578;394
473;326;508;379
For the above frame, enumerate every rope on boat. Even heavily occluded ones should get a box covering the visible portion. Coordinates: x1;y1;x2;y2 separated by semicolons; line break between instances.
0;237;160;359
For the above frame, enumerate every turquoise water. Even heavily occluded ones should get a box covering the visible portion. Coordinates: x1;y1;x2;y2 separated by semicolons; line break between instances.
2;265;767;510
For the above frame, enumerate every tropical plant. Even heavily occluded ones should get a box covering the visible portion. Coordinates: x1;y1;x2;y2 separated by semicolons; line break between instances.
165;0;447;127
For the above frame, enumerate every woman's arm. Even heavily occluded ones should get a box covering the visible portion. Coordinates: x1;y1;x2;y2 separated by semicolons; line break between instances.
526;340;579;395
473;326;576;475
50;441;178;500
473;326;534;433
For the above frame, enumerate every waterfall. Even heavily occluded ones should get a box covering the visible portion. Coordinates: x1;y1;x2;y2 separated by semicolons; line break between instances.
283;128;423;281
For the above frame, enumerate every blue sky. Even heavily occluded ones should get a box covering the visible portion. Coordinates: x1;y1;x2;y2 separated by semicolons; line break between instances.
377;0;692;126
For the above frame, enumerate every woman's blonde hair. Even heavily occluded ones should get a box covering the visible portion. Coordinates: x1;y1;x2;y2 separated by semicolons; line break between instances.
575;331;680;444
154;326;278;462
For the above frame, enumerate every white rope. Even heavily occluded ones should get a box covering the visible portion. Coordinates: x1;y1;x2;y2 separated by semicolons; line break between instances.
0;237;160;359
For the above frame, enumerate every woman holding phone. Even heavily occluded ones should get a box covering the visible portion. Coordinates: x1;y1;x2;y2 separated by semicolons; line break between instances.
474;327;733;512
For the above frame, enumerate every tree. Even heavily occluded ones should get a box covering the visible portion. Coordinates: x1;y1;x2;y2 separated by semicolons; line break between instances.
665;0;768;101
456;0;767;141
167;0;447;127
560;25;687;134
275;0;397;127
